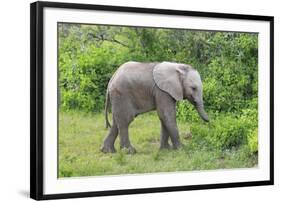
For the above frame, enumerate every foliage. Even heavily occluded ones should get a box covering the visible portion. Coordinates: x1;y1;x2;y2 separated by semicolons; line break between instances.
179;98;257;154
247;128;258;154
59;24;258;113
190;109;257;152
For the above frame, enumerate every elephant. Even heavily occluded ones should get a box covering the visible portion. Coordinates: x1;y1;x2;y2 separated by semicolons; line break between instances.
101;61;209;154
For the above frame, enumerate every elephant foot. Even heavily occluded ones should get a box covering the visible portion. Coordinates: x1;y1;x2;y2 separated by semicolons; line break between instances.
172;143;182;150
120;145;137;154
100;145;116;153
159;144;171;150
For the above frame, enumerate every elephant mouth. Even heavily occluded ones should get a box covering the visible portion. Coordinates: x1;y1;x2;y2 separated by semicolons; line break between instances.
187;95;196;105
186;96;209;122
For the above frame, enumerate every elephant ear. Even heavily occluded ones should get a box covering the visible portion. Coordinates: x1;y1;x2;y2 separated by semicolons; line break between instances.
153;62;184;101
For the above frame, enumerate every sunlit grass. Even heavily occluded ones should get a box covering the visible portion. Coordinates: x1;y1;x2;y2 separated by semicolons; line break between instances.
58;111;257;177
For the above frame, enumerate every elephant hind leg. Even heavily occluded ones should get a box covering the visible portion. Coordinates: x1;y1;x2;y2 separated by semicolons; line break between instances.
113;111;136;154
110;96;137;154
101;120;118;153
118;124;136;154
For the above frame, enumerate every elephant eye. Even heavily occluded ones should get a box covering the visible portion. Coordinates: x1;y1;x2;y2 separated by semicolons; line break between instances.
191;86;196;91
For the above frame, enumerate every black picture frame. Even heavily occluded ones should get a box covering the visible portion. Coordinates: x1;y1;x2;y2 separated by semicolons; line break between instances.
30;1;274;200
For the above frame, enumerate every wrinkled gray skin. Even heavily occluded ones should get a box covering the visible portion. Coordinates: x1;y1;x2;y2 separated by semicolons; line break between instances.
101;61;209;154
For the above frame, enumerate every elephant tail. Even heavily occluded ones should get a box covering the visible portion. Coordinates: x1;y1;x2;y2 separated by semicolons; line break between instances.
105;88;111;129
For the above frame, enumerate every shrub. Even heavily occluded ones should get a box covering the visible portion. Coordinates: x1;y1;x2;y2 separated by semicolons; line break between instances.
190;110;257;152
190;116;244;150
59;24;258;114
247;128;258;154
176;101;200;122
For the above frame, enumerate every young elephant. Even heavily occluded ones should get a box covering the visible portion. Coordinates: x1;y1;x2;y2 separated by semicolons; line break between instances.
101;61;209;154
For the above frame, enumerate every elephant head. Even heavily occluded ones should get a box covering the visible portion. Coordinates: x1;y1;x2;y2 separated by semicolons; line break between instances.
153;62;209;122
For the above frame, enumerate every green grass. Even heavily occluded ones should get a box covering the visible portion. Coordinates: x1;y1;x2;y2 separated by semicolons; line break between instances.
59;111;257;178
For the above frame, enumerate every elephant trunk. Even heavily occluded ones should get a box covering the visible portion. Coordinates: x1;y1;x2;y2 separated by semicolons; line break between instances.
195;103;209;122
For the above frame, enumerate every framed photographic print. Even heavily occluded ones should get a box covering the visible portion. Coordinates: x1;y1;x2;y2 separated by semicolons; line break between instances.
30;1;274;200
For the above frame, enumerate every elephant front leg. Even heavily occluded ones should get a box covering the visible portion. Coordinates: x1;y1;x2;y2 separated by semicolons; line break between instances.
156;97;181;150
160;121;171;149
164;121;181;149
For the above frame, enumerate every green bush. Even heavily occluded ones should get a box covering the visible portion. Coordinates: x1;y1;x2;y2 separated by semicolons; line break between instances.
190;116;245;151
176;101;200;122
59;24;258;114
247;128;258;154
190;109;257;152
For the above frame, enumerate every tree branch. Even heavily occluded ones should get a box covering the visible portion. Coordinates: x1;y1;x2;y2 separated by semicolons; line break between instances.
88;33;129;47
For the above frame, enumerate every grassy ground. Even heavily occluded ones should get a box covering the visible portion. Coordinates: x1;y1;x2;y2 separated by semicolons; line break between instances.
59;111;257;178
